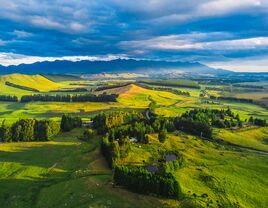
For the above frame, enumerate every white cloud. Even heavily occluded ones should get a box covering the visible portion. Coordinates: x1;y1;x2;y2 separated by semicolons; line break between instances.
13;30;32;38
119;34;268;51
0;52;129;66
197;0;262;16
206;56;268;72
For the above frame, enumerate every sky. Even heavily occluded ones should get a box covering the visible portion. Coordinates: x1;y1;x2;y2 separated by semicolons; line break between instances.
0;0;268;72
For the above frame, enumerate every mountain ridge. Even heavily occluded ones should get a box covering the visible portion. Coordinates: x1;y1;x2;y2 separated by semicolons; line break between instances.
0;59;231;75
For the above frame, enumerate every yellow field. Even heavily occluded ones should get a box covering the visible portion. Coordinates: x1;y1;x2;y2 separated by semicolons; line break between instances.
0;74;61;93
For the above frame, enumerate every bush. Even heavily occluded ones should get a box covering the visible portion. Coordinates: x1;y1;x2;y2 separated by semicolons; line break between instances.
158;129;167;143
81;129;95;141
34;120;60;141
60;114;82;132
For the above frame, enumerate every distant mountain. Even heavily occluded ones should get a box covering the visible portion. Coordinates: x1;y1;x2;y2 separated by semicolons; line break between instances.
0;59;231;75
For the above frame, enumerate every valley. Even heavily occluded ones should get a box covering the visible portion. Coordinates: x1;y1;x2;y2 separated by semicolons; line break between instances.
0;73;267;208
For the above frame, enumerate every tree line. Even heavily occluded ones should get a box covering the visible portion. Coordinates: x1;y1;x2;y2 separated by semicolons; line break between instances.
0;119;60;142
93;111;144;134
114;165;181;199
139;80;200;89
0;114;84;143
49;88;88;93
20;93;118;103
136;83;190;96
0;95;18;102
94;83;133;91
5;81;40;92
210;96;253;103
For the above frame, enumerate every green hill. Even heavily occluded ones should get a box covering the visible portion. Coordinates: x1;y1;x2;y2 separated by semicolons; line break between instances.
0;74;60;96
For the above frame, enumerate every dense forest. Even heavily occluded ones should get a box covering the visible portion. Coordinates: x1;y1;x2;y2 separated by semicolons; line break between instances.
0;114;83;142
0;119;60;142
114;166;181;199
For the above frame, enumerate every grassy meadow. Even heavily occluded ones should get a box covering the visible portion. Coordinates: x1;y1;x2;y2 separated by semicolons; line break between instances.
0;73;267;207
118;132;268;207
0;128;172;208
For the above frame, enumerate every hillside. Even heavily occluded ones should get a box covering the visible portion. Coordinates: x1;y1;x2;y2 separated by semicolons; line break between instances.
0;74;60;94
96;84;147;98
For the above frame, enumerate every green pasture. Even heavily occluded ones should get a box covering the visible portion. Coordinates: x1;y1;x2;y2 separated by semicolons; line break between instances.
119;132;268;208
0;128;170;208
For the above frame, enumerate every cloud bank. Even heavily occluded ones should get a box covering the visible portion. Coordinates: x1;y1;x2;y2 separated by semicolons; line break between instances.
0;0;267;71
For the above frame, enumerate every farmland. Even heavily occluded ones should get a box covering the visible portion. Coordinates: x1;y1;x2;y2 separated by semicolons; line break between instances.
0;73;267;208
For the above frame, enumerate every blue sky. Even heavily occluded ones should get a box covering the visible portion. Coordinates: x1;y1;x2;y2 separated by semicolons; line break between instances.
0;0;268;71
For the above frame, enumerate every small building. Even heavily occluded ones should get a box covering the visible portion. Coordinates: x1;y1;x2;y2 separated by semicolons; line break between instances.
129;137;138;143
82;120;93;127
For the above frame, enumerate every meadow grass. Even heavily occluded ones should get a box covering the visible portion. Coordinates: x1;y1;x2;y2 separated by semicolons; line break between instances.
0;74;61;92
214;127;268;152
120;132;268;208
0;80;267;207
0;128;171;208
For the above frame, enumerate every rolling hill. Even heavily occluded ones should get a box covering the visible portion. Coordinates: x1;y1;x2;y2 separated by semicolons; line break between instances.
0;74;60;94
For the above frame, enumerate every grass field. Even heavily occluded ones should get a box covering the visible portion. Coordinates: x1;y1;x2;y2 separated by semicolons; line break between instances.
119;132;268;208
0;74;61;93
0;75;267;207
215;127;268;152
1;83;267;124
0;128;174;208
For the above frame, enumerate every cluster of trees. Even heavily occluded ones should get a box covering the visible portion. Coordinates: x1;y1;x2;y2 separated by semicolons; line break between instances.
60;114;82;132
174;117;213;138
137;83;190;96
20;93;118;103
93;111;144;134
210;96;253;103
101;136;130;168
5;81;40;92
0;95;18;102
139;80;200;89
233;84;264;89
105;115;175;144
0;119;60;142
94;83;132;91
114;165;181;199
21;94;71;102
248;116;267;127
173;108;249;137
72;93;118;102
50;88;88;92
99;112;176;167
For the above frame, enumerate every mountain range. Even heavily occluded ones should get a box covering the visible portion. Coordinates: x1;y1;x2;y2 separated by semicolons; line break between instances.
0;59;231;76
